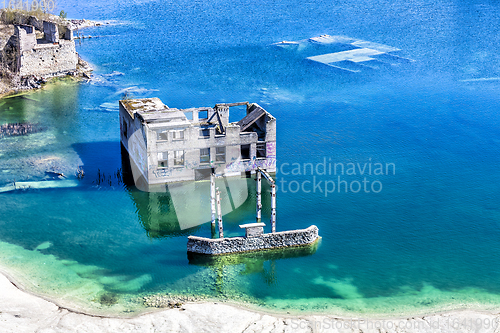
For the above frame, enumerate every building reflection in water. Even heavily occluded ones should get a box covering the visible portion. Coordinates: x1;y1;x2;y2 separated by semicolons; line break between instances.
121;145;260;238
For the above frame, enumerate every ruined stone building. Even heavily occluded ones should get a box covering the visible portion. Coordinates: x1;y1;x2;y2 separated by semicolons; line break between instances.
13;20;77;77
119;98;276;188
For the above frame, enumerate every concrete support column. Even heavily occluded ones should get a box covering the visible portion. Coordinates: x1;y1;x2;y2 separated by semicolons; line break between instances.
211;173;216;225
271;183;276;233
256;171;262;222
216;188;223;238
210;173;216;238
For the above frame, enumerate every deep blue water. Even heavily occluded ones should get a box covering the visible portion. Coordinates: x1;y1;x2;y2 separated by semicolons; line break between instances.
1;0;500;316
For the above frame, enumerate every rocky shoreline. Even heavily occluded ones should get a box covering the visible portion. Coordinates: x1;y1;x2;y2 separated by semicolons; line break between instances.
141;293;208;309
0;10;98;98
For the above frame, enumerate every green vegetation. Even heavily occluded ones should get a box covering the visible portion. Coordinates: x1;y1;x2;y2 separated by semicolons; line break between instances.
0;8;63;25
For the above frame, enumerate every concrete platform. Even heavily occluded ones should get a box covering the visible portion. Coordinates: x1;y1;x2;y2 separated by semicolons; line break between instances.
307;48;385;64
187;225;319;255
0;180;79;193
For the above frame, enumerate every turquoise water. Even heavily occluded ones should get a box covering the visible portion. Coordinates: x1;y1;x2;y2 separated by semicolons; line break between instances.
2;0;500;316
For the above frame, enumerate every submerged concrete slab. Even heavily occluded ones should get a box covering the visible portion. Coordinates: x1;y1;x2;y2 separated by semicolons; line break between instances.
307;48;385;64
309;34;355;44
275;34;413;73
351;40;401;52
0;180;79;193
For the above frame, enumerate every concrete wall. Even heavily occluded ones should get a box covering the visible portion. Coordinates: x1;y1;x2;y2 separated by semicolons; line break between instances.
119;102;149;184
187;225;319;255
15;25;36;52
43;21;59;43
146;121;262;184
264;116;277;173
145;122;276;183
28;16;43;31
58;25;74;41
18;40;78;77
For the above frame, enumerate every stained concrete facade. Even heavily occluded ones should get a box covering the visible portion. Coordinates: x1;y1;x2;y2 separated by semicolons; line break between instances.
15;21;78;77
119;98;276;187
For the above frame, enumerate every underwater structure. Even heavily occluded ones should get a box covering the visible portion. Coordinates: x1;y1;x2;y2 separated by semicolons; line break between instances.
187;168;320;255
274;34;414;73
119;98;276;189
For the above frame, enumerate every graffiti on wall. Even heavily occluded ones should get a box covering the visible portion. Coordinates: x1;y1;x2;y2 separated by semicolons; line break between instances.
266;141;276;158
225;156;276;173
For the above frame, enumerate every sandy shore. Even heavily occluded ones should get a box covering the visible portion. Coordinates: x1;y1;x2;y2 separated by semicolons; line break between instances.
1;272;500;332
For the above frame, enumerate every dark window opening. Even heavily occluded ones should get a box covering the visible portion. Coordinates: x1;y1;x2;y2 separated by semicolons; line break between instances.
241;144;250;160
256;143;266;158
122;120;128;138
157;152;168;168
195;168;212;181
157;130;168;141
172;130;184;141
199;110;208;119
200;148;210;164
216;147;226;163
199;127;210;138
174;150;184;166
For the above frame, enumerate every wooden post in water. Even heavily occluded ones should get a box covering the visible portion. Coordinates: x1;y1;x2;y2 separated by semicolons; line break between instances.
271;183;276;233
256;171;262;222
216;188;224;238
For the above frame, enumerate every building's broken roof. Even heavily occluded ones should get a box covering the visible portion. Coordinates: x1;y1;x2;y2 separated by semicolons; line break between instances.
121;99;274;134
120;98;166;116
237;105;266;132
120;98;191;126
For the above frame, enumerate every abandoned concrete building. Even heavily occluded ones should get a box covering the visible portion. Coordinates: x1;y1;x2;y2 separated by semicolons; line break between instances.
13;20;77;77
119;98;276;187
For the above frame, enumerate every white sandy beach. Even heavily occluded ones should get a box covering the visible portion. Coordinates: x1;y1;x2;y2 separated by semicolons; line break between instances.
1;272;500;333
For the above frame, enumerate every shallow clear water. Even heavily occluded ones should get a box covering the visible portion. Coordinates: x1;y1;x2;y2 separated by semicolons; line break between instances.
1;0;500;316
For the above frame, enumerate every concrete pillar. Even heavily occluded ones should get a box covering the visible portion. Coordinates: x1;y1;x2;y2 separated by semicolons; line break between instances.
210;173;217;238
211;173;216;225
211;221;216;239
216;188;223;238
271;183;276;233
256;171;262;222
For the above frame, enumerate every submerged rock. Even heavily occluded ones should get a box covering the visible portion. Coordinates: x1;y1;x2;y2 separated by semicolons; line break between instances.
34;241;53;251
99;293;119;306
0;122;45;137
141;293;207;308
